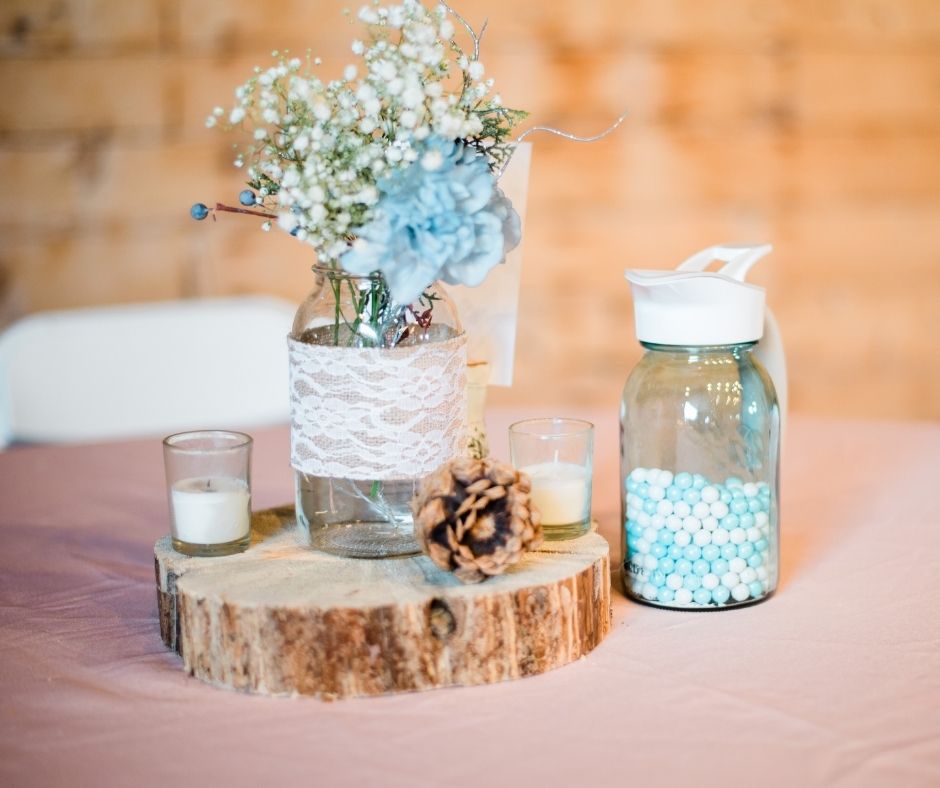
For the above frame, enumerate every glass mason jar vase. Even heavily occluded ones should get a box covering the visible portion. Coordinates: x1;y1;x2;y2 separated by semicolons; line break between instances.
289;266;466;559
620;342;780;609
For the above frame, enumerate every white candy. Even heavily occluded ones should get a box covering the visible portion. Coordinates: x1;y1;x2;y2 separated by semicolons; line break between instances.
693;529;712;547
729;557;747;573
756;566;768;581
692;502;711;519
702;516;718;532
674;530;692;547
627;508;639;520
742;482;758;498
721;571;740;589
674;501;692;518
657;470;674;487
643;554;658;571
666;573;683;590
755;512;769;527
710;501;729;519
711;528;730;546
643;527;658;543
747;527;761;542
666;515;683;532
674;588;693;605
651;514;666;528
730;528;747;544
731;583;751;602
642;582;658;600
656;500;674;516
635;538;650;554
700;485;719;504
702;573;720;590
630;468;647;482
740;567;757;584
636;512;651;528
648;485;665;501
682;516;702;533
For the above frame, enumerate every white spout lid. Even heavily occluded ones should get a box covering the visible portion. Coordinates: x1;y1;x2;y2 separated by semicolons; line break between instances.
626;244;773;346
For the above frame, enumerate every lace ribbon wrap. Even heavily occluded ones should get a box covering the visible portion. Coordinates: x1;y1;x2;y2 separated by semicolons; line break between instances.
289;333;469;480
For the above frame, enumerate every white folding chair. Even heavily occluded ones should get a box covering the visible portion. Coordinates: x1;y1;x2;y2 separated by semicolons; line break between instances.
0;297;297;448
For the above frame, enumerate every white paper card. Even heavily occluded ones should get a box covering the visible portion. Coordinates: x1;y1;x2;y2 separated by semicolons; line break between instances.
448;143;531;387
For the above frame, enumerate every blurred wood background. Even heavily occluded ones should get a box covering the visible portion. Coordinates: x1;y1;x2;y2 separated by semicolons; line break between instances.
1;0;938;420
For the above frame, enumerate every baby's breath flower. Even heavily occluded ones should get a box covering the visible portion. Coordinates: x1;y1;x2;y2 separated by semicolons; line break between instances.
205;0;527;266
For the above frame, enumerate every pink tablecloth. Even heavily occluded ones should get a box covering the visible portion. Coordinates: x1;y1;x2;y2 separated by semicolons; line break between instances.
1;410;938;788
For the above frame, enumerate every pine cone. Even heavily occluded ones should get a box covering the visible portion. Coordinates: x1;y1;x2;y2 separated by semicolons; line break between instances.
413;457;543;584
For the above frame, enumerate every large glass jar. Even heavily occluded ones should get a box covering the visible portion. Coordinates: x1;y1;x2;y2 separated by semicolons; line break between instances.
289;266;465;559
620;342;780;609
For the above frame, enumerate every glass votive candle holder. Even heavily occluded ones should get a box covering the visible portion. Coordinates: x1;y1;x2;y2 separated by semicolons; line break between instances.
509;418;594;540
163;430;252;557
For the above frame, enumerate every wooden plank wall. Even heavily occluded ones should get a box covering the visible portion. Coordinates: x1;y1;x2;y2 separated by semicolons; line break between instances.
1;0;938;420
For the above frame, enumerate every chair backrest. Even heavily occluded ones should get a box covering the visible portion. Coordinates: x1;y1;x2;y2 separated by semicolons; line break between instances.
0;298;297;447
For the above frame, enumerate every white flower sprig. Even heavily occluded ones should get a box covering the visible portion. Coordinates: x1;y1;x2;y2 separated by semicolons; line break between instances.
206;0;527;265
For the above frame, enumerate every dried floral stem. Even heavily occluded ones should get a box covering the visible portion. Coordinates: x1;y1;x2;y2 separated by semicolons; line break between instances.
212;202;277;220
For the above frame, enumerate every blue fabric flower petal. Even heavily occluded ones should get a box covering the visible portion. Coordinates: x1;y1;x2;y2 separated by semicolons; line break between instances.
340;137;522;305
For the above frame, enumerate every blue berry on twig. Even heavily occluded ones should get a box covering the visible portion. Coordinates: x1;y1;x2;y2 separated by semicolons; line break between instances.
238;189;256;206
190;203;209;220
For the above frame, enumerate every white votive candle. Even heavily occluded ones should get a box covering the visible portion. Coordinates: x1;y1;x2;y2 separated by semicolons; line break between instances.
520;462;591;525
170;476;250;545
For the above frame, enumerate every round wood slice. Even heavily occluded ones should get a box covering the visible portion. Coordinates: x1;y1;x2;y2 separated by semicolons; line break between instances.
155;507;611;699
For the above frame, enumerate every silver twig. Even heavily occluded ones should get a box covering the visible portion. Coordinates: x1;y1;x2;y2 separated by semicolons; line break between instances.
495;111;629;179
440;2;483;60
515;111;629;145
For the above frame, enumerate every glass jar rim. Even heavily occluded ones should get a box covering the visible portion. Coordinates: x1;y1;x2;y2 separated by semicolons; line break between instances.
509;417;594;438
312;263;382;281
163;430;253;453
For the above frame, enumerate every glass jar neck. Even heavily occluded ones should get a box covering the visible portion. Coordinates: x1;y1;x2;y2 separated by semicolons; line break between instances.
313;264;382;286
640;341;757;354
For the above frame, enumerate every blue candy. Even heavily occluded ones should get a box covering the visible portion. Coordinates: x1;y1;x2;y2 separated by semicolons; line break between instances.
702;544;721;562
684;573;703;590
683;545;702;561
711;585;731;604
692;559;710;576
693;588;712;605
657;587;675;603
749;581;764;598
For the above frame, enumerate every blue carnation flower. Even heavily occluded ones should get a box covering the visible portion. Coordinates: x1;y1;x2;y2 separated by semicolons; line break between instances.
341;137;521;305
